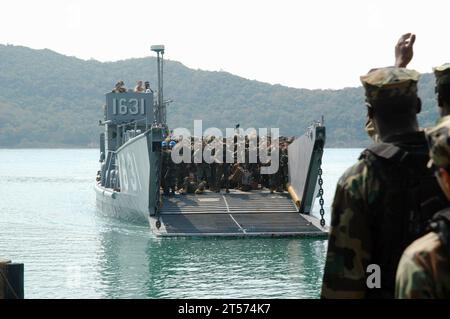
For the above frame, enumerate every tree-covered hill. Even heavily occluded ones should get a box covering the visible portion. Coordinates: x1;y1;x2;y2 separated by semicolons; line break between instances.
0;44;440;148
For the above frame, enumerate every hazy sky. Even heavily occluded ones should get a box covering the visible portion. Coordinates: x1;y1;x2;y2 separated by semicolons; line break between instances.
1;0;449;89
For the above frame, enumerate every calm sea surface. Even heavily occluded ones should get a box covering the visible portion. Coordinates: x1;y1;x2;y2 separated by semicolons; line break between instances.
0;148;361;299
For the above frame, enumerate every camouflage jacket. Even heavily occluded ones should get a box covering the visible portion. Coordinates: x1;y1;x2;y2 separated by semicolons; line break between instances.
321;131;446;299
395;209;450;299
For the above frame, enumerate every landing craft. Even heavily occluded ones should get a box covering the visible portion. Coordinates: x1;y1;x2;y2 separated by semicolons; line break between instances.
94;45;328;237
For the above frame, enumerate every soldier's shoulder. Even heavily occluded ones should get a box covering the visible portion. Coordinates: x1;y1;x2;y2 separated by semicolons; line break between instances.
337;156;376;190
403;232;442;257
339;158;367;181
396;232;450;298
334;152;384;206
398;231;444;285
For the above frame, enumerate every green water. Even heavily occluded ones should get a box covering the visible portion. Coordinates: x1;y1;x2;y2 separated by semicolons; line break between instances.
0;148;361;298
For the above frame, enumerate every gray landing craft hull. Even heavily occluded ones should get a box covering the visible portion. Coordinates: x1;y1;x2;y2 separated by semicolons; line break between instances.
95;131;155;224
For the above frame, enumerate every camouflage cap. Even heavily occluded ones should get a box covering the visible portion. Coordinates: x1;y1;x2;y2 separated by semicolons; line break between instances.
426;115;450;169
360;67;420;100
433;63;450;87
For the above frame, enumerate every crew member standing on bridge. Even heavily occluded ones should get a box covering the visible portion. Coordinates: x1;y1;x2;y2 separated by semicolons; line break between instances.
145;81;154;93
321;67;447;298
112;80;127;93
134;80;145;93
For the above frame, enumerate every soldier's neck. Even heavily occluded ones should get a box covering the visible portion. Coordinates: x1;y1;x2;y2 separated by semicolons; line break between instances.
440;105;450;117
377;123;419;142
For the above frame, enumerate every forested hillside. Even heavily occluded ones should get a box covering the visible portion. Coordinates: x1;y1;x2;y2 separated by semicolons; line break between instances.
0;44;440;147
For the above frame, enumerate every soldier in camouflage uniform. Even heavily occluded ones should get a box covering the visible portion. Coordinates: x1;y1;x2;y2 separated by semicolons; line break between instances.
180;173;198;195
433;63;450;118
266;142;283;193
395;64;450;299
280;142;289;189
221;141;232;193
195;141;212;188
162;142;176;196
396;212;450;298
321;67;447;299
175;160;186;191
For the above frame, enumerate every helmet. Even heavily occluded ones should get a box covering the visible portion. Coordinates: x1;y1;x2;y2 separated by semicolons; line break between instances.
169;140;176;148
161;141;167;148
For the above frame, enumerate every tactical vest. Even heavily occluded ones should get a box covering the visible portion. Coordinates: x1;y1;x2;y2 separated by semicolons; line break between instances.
360;142;448;298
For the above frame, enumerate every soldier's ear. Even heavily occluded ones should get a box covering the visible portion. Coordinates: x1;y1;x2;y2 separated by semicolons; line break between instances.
438;93;444;108
416;97;422;114
366;102;374;119
438;168;450;201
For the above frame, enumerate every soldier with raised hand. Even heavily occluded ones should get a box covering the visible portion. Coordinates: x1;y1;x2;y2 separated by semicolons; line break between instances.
366;33;416;142
321;67;447;299
395;65;450;299
395;33;416;68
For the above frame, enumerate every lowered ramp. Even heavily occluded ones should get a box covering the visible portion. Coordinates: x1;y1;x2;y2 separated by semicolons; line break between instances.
149;190;327;237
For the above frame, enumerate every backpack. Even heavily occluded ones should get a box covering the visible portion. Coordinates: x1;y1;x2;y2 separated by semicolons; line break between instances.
361;141;448;298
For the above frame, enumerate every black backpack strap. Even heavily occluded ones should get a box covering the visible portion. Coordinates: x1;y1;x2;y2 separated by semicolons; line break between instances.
363;142;431;169
367;143;408;161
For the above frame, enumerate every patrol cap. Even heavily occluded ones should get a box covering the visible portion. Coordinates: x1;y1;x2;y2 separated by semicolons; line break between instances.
360;67;421;100
426;115;450;169
433;63;450;87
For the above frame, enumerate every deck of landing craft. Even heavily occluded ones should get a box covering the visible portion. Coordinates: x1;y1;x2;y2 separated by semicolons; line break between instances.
150;190;328;237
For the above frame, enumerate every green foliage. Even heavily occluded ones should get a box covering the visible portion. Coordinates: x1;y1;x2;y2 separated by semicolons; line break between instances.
0;44;440;148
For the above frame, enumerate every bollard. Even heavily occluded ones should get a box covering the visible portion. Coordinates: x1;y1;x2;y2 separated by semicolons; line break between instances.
0;258;24;299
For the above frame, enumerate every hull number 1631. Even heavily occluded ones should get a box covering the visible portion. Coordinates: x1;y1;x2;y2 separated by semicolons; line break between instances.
112;98;146;115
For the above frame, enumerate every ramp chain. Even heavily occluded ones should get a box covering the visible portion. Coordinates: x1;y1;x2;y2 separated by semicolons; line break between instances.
318;151;326;227
153;127;163;222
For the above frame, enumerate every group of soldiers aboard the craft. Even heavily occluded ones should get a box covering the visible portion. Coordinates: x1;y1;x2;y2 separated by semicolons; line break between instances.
109;79;294;196
159;135;292;196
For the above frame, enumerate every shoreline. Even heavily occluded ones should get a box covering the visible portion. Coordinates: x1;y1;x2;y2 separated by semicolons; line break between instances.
0;146;364;150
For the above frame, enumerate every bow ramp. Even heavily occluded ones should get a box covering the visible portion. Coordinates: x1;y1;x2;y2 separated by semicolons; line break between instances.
149;190;327;237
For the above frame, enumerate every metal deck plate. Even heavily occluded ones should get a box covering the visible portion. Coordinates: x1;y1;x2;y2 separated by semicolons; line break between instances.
153;190;327;237
158;214;241;234
160;190;298;214
232;213;318;233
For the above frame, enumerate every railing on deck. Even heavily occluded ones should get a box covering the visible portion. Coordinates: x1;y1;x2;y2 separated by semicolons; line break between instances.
117;118;150;145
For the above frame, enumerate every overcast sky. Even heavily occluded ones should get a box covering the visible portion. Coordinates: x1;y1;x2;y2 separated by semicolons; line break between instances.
1;0;448;89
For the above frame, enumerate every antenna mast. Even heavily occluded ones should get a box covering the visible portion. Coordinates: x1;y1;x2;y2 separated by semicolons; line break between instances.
151;44;166;128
